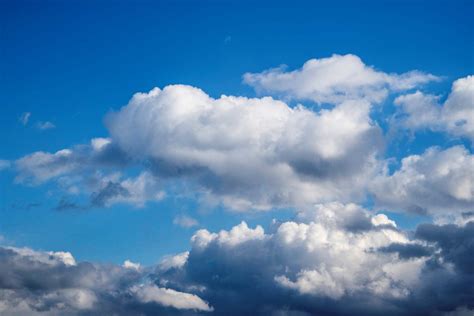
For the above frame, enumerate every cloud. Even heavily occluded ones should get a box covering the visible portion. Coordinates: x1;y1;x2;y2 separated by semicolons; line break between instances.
0;204;472;315
106;84;383;211
36;121;56;130
370;145;474;221
174;215;199;228
123;260;141;271
14;138;164;209
19;112;31;126
243;54;438;104
394;75;474;141
0;245;212;315
154;203;473;315
130;284;213;312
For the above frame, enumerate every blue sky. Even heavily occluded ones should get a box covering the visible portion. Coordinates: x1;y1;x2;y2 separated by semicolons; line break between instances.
0;1;473;315
1;0;472;266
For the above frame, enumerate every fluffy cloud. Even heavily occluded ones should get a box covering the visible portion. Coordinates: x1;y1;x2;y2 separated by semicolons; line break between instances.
371;146;474;221
106;84;382;210
0;246;212;315
14;138;164;209
1;204;472;315
243;54;438;104
394;75;474;141
155;203;473;315
131;284;213;312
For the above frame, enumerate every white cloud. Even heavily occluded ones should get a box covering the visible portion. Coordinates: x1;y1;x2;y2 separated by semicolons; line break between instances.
173;214;199;228
185;203;425;303
7;246;76;266
123;260;141;271
36;121;56;130
394;75;474;141
243;54;438;104
159;251;189;271
106;84;382;210
130;284;213;311
371;146;474;220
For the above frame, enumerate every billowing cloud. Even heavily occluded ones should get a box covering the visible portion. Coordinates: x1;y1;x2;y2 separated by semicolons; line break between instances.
106;84;383;210
1;204;472;315
0;246;212;315
370;146;474;222
243;54;438;104
154;203;473;315
394;75;474;141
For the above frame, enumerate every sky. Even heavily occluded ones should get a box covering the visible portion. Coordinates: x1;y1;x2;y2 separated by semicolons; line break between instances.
0;0;473;315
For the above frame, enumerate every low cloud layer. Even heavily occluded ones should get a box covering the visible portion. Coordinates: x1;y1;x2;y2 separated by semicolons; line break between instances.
0;246;212;315
1;204;471;315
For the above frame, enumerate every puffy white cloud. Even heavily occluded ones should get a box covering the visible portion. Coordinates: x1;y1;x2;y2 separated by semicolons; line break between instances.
394;75;474;141
159;252;189;271
243;54;438;104
123;260;141;271
185;203;417;303
106;84;382;210
130;284;213;311
371;146;474;220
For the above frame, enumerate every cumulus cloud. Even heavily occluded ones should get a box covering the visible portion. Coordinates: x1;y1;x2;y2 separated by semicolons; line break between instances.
394;75;474;141
0;245;212;315
370;146;474;221
106;84;382;210
1;204;472;315
243;54;438;104
154;203;473;315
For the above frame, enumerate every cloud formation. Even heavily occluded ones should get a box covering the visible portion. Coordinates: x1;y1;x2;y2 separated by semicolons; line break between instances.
154;203;474;315
394;75;474;141
0;206;472;315
14;138;164;209
0;246;212;315
371;145;474;222
243;54;438;104
106;84;382;210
